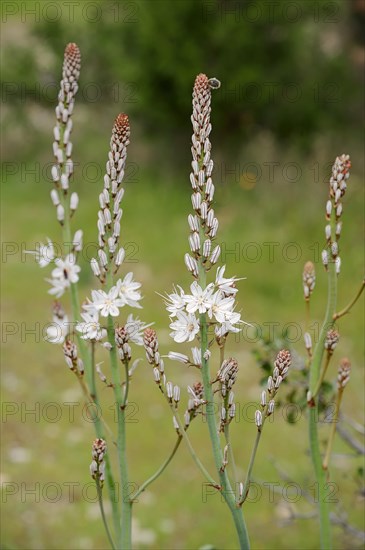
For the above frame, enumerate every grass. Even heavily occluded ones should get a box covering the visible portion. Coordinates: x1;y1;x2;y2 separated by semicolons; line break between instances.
2;119;364;549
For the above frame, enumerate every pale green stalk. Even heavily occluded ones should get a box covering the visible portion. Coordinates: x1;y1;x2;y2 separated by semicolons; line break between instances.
104;262;132;549
96;480;116;550
130;436;183;501
57;129;120;540
199;309;250;549
307;217;338;549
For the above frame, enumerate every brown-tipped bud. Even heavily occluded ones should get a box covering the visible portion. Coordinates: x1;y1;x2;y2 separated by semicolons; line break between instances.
63;339;78;371
273;350;291;380
53;300;66;320
192;381;204;401
112;113;130;150
217;358;239;392
115;326;128;347
303;261;315;300
324;329;339;354
337;358;351;390
90;438;107;487
143;328;158;364
64;43;81;79
330;154;351;202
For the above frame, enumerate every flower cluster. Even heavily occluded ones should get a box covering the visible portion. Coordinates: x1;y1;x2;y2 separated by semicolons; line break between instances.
302;261;315;301
255;350;291;430
90;438;107;488
215;358;239;432
324;329;340;355
183;382;205;428
91;114;131;282
322;154;351;273
337;357;351;391
63;339;83;374
165;267;244;343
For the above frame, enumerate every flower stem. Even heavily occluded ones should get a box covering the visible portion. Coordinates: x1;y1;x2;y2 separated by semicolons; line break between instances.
200;312;250;549
130;436;183;501
165;397;218;486
107;315;132;549
96;480;116;550
307;257;337;549
322;390;343;471
60;175;120;540
308;404;332;548
333;279;365;321
240;430;262;504
312;354;331;400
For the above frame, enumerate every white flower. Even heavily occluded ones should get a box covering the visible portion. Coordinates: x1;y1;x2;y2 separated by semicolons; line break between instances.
207;291;236;323
167;351;190;364
215;321;242;338
52;253;81;284
123;314;153;345
46;276;70;298
191;346;202;367
26;238;55;267
76;310;106;341
46;315;69;344
169;311;199;343
185;282;214;314
85;286;125;317
117;273;142;308
163;286;186;316
215;265;244;296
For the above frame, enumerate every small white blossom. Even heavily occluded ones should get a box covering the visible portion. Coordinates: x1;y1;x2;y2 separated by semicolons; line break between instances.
191;346;202;366
124;314;153;345
215;265;244;295
117;273;142;308
85;286;125;317
207;291;236;323
52;253;81;284
163;286;186;316
167;352;190;364
46;277;70;298
26;239;55;268
76;310;106;341
46;315;69;344
170;311;199;343
185;281;214;314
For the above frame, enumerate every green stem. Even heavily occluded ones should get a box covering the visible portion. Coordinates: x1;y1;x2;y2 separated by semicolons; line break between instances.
240;430;262;503
308;254;337;549
333;279;365;321
58;157;120;539
165;398;218;486
130;436;183;501
200;312;250;549
323;391;343;471
96;480;116;550
309;261;337;398
308;405;332;548
108;315;132;550
224;425;239;489
312;354;331;400
77;354;120;540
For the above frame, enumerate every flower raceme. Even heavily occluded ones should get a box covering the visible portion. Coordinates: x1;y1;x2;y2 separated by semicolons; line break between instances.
165;268;246;343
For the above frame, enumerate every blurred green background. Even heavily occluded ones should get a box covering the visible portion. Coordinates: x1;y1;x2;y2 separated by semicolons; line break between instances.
1;0;364;548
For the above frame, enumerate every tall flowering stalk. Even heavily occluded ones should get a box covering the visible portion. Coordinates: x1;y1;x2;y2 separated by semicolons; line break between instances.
30;44;153;549
303;155;364;548
144;74;291;549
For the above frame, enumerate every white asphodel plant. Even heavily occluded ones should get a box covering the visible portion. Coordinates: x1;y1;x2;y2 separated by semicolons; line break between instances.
30;45;293;550
142;74;293;550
